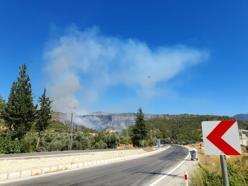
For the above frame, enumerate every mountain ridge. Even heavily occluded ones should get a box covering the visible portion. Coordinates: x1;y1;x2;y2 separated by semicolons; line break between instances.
53;111;234;131
233;114;248;121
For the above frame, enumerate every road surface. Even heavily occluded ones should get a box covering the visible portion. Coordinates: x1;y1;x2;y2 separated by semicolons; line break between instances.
2;145;188;186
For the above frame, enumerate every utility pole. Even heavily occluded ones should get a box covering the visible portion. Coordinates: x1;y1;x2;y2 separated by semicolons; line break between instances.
68;112;74;150
220;155;229;186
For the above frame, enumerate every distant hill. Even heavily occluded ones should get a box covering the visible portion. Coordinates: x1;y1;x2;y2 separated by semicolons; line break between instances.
53;112;243;132
233;114;248;122
146;114;247;144
55;112;210;131
78;113;136;131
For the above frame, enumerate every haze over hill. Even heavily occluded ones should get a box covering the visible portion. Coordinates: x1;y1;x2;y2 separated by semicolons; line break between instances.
54;112;245;132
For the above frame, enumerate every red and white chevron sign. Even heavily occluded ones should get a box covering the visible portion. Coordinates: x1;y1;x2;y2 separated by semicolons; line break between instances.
202;120;241;155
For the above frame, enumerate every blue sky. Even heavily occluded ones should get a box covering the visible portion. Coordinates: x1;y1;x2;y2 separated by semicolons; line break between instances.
0;0;248;116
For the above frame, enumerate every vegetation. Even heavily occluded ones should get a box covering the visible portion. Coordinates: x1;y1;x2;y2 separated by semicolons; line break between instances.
131;108;148;147
191;157;248;186
145;115;246;145
2;64;36;140
189;143;248;186
120;128;132;145
0;135;22;153
0;96;5;114
0;64;119;153
104;133;120;148
238;120;248;130
35;89;52;150
0;119;121;153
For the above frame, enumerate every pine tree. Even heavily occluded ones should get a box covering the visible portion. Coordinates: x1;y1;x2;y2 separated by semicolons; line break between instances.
0;96;5;116
3;64;35;139
131;108;148;147
35;89;52;150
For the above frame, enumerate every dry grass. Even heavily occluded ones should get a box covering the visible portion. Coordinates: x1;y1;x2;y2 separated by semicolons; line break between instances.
189;143;221;172
189;143;248;186
190;143;248;168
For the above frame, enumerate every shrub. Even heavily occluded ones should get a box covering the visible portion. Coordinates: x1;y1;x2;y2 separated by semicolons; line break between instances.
104;133;120;148
120;135;131;145
0;136;22;154
47;139;65;151
73;133;91;150
80;137;91;149
20;132;36;152
94;140;107;149
44;134;53;143
138;139;149;147
44;135;68;151
73;141;82;150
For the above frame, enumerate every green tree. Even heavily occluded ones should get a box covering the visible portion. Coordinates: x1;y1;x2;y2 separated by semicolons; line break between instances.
131;108;148;147
0;96;5;115
3;64;35;139
35;89;52;150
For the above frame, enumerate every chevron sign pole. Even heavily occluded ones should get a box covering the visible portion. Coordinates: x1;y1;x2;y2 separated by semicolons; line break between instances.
202;120;241;186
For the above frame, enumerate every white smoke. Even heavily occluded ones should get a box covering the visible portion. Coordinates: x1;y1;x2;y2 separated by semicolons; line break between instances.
44;27;208;116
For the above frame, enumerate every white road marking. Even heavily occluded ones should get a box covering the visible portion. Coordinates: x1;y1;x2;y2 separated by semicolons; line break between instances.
149;150;190;186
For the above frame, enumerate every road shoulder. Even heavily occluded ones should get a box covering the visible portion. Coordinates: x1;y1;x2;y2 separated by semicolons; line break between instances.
149;146;198;186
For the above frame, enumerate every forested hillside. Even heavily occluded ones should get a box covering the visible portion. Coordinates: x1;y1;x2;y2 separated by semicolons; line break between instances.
145;115;248;144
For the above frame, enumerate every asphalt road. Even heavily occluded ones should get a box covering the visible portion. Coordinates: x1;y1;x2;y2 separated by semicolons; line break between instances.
3;145;188;186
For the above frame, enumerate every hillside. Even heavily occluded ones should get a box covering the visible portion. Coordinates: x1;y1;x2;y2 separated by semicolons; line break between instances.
234;114;248;121
54;112;248;132
56;112;204;131
53;112;136;131
145;115;248;144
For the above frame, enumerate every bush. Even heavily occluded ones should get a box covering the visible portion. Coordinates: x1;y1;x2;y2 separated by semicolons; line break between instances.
120;135;131;145
43;134;68;151
73;141;83;150
73;133;91;150
94;140;107;149
44;134;53;143
20;132;36;152
138;139;149;147
104;133;120;148
0;136;22;154
47;139;66;151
